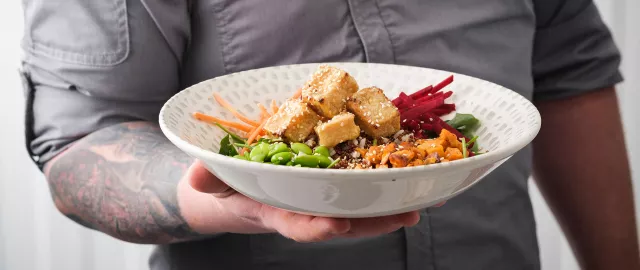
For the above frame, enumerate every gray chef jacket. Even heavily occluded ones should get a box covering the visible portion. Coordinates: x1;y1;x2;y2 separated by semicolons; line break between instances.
21;0;622;269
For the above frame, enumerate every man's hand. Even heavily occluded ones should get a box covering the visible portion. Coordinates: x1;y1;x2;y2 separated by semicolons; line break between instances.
181;160;421;242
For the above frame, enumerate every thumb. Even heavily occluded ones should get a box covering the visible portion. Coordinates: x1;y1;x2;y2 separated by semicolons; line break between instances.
187;160;234;197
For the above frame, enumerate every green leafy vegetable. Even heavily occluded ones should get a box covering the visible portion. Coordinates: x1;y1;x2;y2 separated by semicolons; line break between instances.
468;136;480;153
233;143;253;149
214;123;246;144
447;113;480;138
219;135;239;156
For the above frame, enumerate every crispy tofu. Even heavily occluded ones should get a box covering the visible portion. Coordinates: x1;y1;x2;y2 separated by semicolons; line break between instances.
302;65;359;118
264;99;321;142
314;112;361;148
346;87;400;137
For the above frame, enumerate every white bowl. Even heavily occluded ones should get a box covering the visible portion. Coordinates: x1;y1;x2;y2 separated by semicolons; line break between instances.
159;63;541;218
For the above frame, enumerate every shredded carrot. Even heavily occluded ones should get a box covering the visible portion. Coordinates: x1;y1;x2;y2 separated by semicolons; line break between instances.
246;118;268;146
192;112;254;133
257;103;271;118
292;88;302;99
212;93;261;127
271;100;279;114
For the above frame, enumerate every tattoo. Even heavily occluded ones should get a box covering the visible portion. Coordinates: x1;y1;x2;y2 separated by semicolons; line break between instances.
45;122;201;244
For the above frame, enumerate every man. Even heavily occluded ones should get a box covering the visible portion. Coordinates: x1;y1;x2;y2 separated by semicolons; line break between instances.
20;0;639;269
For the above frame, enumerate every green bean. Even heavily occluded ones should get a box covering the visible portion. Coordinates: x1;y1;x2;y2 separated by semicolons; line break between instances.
250;154;267;163
313;146;330;157
267;142;290;159
250;143;270;160
271;152;294;165
292;155;320;168
314;154;332;168
291;143;313;155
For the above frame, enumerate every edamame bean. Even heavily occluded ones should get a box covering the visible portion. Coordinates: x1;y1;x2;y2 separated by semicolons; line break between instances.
291;143;313;155
293;155;320;167
233;155;248;160
271;152;294;165
250;154;267;163
250;143;270;160
314;154;332;168
267;142;290;159
285;161;294;166
313;146;330;157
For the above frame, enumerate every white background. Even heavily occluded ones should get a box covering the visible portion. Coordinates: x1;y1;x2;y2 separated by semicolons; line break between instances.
1;1;638;269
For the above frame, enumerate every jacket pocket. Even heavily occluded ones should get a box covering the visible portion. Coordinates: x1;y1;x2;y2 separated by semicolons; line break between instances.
23;0;130;67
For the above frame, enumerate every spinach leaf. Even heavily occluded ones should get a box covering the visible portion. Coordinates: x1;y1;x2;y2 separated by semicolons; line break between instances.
471;142;480;153
219;135;239;156
448;113;480;129
214;123;246;144
448;113;480;137
468;136;480;153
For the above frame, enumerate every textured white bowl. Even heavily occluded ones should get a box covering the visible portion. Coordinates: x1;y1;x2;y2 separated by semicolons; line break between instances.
159;63;541;218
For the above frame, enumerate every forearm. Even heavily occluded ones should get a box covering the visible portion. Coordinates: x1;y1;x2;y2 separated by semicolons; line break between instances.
45;121;204;244
533;88;640;269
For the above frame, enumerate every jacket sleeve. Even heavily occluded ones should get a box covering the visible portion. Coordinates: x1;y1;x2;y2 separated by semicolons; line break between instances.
20;0;191;169
532;0;623;101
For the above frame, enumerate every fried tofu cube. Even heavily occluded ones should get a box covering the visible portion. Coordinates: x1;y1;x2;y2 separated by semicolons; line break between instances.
314;113;361;148
346;87;400;137
302;65;359;118
264;99;321;142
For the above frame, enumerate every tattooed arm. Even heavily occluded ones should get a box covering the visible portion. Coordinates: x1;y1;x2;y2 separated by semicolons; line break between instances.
43;120;424;244
44;121;204;244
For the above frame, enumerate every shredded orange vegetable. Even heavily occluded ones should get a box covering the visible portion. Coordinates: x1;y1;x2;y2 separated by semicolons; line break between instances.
246;118;268;146
213;93;261;127
192;112;253;133
257;103;271;118
270;100;279;114
380;153;390;165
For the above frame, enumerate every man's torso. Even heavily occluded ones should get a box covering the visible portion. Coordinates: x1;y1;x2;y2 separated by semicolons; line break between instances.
151;1;540;269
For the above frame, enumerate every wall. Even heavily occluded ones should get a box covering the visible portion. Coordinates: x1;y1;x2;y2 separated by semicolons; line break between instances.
0;1;637;269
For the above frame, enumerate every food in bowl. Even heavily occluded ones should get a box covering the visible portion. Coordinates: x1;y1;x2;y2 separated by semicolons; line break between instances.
192;65;484;169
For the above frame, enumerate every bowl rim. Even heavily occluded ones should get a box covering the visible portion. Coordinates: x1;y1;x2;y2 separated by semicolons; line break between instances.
159;62;541;176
